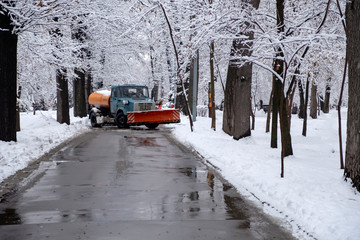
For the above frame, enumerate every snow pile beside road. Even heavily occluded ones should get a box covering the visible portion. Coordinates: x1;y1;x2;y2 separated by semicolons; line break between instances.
0;111;90;183
170;110;360;240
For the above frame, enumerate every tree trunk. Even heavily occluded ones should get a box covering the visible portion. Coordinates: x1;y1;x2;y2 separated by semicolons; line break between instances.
150;46;156;83
323;78;331;113
209;41;216;130
337;56;347;170
233;61;252;140
175;59;189;116
222;37;252;139
222;0;260;139
223;54;252;140
279;87;293;156
287;82;296;129
310;81;318;119
16;86;22;132
222;63;235;135
85;70;93;112
188;51;199;121
176;79;189;115
270;0;285;149
271;77;281;148
345;0;360;191
73;69;87;118
56;70;70;125
298;78;305;119
250;103;255;130
271;0;293;171
274;59;294;176
0;10;18;142
265;90;273;133
302;74;310;136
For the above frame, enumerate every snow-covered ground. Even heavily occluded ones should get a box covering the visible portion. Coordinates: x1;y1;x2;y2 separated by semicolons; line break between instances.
1;109;359;240
171;110;360;240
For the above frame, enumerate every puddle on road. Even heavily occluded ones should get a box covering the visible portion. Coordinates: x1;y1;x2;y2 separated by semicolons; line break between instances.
126;136;164;148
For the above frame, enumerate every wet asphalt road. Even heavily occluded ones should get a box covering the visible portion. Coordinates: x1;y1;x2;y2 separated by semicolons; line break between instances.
0;127;295;240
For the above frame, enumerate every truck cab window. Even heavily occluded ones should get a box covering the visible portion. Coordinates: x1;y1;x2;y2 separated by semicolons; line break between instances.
112;88;121;98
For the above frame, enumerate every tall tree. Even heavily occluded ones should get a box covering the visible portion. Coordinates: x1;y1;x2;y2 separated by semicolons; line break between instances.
323;78;331;113
270;0;293;158
310;81;318;119
56;69;70;125
72;21;88;118
222;0;260;140
50;16;72;124
209;40;216;130
0;6;17;142
73;69;87;118
85;71;93;111
298;79;305;119
188;50;199;121
269;0;294;177
302;73;310;136
223;38;252;140
344;0;360;191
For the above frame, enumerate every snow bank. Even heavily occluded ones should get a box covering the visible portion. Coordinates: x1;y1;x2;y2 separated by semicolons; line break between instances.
170;110;360;240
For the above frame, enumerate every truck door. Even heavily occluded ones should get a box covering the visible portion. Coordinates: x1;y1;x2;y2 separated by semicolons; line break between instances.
110;87;120;115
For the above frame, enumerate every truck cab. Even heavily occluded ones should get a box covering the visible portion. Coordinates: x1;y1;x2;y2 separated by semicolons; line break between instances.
109;85;156;128
110;85;155;116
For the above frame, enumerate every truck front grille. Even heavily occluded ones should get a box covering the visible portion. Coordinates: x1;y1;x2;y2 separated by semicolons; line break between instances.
134;102;154;111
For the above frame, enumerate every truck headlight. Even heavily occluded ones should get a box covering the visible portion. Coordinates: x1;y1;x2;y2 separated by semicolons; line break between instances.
122;100;129;105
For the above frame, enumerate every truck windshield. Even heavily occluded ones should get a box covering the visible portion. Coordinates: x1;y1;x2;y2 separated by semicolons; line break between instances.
120;86;149;99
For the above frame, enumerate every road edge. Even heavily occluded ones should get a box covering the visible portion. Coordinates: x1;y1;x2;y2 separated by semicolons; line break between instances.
0;130;93;203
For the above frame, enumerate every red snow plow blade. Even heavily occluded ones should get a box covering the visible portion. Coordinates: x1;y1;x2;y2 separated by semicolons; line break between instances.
127;109;180;125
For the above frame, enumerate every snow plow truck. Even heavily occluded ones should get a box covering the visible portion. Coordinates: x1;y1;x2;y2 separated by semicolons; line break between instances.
88;84;180;129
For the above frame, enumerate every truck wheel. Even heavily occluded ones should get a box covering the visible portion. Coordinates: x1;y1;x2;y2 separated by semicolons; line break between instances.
145;123;159;129
90;113;101;128
116;112;128;128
